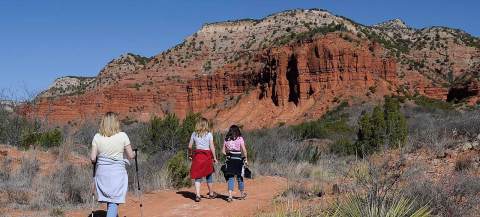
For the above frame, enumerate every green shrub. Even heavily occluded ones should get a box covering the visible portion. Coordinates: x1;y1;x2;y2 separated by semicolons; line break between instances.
213;132;226;162
20;132;41;149
361;28;411;55
275;22;349;46
203;60;212;71
412;95;454;111
20;128;63;149
39;128;63;148
178;113;201;145
292;103;352;140
356;96;408;156
327;194;431;217
165;151;191;188
384;97;407;148
329;138;357;156
141;113;201;154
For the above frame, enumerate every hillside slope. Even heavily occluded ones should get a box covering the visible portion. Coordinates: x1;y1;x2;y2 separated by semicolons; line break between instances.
23;9;480;129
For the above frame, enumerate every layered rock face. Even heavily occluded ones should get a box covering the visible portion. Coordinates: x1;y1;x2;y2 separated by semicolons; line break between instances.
256;35;395;107
22;33;396;128
22;9;480;128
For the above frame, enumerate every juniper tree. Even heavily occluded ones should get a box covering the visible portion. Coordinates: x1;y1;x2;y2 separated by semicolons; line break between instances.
141;113;201;154
371;105;386;149
384;96;407;148
356;97;407;156
357;111;373;156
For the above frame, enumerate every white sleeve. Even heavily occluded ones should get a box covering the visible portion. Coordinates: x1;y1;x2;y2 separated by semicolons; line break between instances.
92;134;98;148
208;132;213;143
190;133;195;145
123;133;131;147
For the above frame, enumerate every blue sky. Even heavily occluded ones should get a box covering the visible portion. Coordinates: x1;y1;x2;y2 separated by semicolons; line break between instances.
0;0;478;97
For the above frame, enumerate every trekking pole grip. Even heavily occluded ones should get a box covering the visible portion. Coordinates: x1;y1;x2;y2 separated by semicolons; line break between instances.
92;161;96;178
133;149;139;172
133;148;141;191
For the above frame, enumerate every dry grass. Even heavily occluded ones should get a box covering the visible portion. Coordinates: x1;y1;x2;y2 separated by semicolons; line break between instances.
2;102;480;216
454;154;473;171
0;146;91;211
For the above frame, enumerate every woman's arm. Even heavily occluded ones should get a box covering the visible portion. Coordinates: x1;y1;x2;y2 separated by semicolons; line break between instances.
90;144;97;163
188;135;194;160
221;142;226;156
209;139;218;163
124;144;135;160
241;143;248;165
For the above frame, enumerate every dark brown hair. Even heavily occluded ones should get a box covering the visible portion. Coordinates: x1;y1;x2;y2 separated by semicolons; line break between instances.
225;125;242;141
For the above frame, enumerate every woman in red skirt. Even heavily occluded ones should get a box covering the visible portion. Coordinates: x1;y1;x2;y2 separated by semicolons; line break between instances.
188;118;218;202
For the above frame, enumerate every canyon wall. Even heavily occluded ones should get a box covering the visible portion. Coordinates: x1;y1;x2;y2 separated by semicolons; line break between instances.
22;34;396;128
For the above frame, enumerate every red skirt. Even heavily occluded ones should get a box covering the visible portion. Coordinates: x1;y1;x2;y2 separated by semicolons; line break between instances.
190;149;214;179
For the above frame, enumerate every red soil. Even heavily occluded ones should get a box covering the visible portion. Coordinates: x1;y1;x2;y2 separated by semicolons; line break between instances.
68;176;287;217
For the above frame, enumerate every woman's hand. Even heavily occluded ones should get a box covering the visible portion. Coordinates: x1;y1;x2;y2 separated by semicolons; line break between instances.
244;159;249;166
188;155;192;161
214;158;218;164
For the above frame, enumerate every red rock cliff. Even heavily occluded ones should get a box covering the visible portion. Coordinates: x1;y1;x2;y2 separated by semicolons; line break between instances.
21;33;397;129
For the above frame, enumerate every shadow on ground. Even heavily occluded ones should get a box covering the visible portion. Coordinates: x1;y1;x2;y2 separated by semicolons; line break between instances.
176;191;230;201
176;191;196;201
86;210;106;217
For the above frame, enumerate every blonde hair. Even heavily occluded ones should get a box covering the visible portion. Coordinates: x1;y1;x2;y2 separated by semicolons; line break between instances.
194;118;210;137
99;112;121;137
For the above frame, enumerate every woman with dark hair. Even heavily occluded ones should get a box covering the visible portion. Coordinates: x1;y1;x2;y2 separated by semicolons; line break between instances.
222;125;248;202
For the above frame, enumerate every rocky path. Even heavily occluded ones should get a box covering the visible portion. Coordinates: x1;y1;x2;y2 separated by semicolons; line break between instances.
69;176;286;217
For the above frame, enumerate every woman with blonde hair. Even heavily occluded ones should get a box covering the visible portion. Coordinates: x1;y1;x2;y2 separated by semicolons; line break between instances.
188;117;218;202
91;112;135;217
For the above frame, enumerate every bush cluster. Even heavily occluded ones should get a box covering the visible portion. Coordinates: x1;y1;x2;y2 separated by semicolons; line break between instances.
140;113;200;154
411;95;454;111
21;128;63;149
165;151;191;188
0;108;35;147
292;107;353;140
355;97;408;156
275;22;349;46
0;108;63;149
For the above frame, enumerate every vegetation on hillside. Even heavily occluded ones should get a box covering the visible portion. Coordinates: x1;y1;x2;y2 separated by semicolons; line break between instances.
2;95;480;216
274;22;348;46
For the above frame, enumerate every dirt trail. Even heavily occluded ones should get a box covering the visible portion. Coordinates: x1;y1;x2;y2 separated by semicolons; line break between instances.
69;176;286;217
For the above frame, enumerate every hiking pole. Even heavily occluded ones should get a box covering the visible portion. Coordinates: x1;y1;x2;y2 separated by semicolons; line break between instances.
133;149;144;217
91;161;97;217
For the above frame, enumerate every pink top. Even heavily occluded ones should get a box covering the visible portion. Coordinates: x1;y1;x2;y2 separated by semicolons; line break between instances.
224;137;245;152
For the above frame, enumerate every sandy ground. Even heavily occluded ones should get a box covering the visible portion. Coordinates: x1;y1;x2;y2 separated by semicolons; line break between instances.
68;176;287;217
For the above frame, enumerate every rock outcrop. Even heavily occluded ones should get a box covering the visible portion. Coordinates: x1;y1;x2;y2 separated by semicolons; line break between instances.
38;76;95;98
22;33;396;129
256;34;396;107
21;9;480;128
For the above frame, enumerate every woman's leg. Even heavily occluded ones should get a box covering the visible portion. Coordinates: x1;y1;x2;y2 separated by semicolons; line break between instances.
206;173;214;196
194;178;202;198
106;202;118;217
237;176;245;197
227;176;235;199
237;176;245;191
